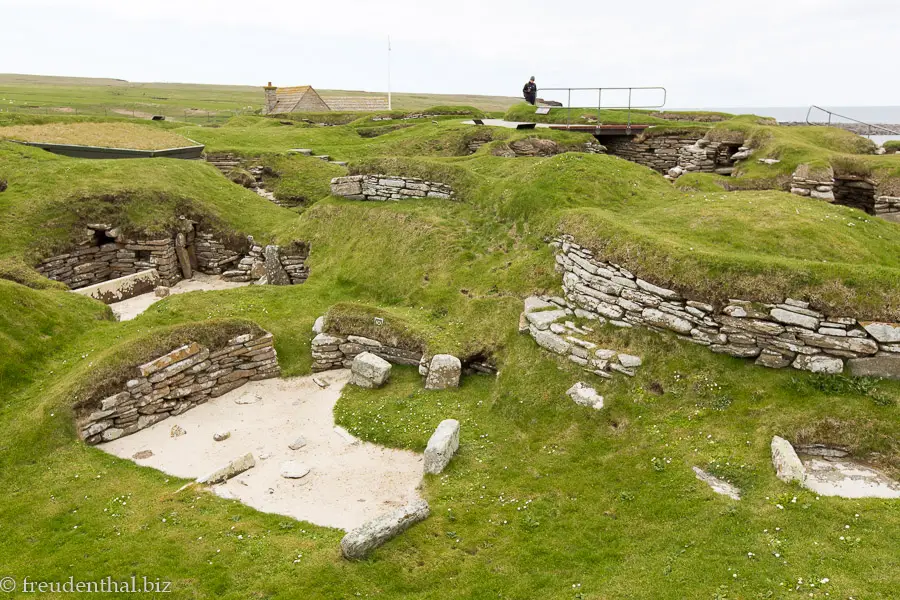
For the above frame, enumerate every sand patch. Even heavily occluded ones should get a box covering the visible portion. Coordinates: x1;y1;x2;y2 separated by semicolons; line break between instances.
98;370;424;530
109;273;251;321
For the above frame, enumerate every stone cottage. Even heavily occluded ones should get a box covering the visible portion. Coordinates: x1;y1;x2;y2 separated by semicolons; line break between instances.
263;83;389;114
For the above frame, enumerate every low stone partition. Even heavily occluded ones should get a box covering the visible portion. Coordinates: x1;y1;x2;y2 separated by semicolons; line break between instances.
37;224;180;290
551;235;900;379
604;133;741;176
312;333;423;372
875;196;900;221
833;176;876;213
330;175;454;201
72;269;160;303
195;232;242;274
77;331;279;445
790;165;835;201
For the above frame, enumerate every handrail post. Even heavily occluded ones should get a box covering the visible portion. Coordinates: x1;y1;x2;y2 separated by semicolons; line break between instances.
598;88;603;127
627;88;632;128
567;88;571;129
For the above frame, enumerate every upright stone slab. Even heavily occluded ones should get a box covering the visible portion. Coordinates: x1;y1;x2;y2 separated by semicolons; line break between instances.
424;419;460;474
197;453;255;484
771;436;806;484
340;499;430;559
350;352;392;389
264;245;290;285
424;354;461;390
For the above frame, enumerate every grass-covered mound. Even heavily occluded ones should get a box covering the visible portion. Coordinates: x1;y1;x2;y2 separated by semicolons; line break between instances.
503;102;735;126
0;110;899;599
0;142;301;263
0;122;196;150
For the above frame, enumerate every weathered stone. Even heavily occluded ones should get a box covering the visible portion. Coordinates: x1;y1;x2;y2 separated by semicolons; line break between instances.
312;316;326;334
340;499;430;559
424;419;460;474
771;308;819;330
641;308;692;334
349;352;392;389
213;431;231;442
525;309;567;330
861;321;900;343
425;354;462;390
531;327;571;355
154;286;170;298
798;332;878;355
693;467;741;500
264;245;290;285
139;342;201;376
771;436;806;484
755;350;792;369
792;354;843;374
524;296;557;313
635;278;680;300
566;382;604;410
847;355;900;380
279;461;311;479
289;436;307;450
617;353;642;368
197;453;255;484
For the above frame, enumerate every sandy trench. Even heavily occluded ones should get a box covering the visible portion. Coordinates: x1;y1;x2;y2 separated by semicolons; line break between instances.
99;370;425;531
109;273;251;321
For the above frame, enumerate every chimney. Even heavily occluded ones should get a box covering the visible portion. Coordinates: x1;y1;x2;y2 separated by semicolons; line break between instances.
263;82;277;114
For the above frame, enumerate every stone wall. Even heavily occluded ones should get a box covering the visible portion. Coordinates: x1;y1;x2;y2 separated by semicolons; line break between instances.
221;237;310;285
875;196;900;220
790;165;898;219
551;235;900;379
603;134;741;175
36;224;180;290
790;165;835;201
77;331;279;445
330;175;454;201
195;232;242;274
312;333;423;372
833;177;876;214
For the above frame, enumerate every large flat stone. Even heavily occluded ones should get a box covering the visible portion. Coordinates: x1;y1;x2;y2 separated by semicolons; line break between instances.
350;352;392;389
139;342;202;377
424;419;460;474
771;308;819;330
641;308;692;334
340;499;430;559
847;355;900;380
73;268;161;304
525;309;567;330
197;453;255;484
530;327;571;355
771;436;806;484
860;321;900;343
792;354;843;374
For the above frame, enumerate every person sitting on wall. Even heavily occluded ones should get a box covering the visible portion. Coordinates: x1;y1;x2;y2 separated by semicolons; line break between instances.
523;76;537;105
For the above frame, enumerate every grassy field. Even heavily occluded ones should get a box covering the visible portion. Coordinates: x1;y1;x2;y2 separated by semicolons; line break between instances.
0;104;898;599
0;74;520;121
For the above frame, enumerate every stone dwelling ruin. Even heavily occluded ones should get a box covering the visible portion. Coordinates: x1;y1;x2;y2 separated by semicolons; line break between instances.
36;218;310;303
263;83;389;115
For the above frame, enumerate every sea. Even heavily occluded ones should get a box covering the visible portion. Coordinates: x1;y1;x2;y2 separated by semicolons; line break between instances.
671;106;900;145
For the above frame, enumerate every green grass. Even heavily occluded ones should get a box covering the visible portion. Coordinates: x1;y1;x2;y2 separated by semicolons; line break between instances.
1;105;899;599
0;122;197;150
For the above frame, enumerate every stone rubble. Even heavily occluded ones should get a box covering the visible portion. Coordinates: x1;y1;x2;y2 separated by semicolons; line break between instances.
550;235;899;378
566;382;604;410
78;331;280;445
330;175;454;201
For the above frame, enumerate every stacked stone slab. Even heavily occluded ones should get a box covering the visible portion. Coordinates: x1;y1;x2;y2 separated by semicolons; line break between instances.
312;332;423;372
875;195;900;221
195;232;242;275
330;175;454;201
221;237;309;285
36;224;180;289
833;176;877;213
522;296;643;379
77;331;279;445
551;235;899;378
790;165;835;201
675;138;742;175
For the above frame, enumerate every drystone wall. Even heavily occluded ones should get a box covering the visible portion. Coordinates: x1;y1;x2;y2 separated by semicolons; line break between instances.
790;166;835;201
220;237;309;285
312;333;424;372
77;331;279;445
551;235;900;379
330;175;454;201
789;165;899;219
36;224;180;289
833;177;876;213
37;223;309;295
603;134;741;175
875;195;900;220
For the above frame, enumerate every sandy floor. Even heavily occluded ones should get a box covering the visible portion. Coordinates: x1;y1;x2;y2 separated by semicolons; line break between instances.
109;273;251;321
98;370;424;531
802;456;900;499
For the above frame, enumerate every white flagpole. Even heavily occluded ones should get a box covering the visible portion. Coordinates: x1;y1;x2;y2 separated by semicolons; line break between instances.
387;36;392;111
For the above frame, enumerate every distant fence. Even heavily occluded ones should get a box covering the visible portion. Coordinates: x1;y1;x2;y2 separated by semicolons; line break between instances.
0;104;260;125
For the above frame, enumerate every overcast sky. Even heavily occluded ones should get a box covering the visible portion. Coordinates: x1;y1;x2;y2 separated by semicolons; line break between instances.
2;0;897;108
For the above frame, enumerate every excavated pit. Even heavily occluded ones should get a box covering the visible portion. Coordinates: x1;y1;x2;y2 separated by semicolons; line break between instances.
98;370;425;531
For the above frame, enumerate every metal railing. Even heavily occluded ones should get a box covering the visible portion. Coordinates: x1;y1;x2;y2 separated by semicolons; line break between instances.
536;86;667;128
806;105;900;138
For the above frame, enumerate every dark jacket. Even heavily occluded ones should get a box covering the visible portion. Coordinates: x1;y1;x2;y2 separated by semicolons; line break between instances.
523;82;537;103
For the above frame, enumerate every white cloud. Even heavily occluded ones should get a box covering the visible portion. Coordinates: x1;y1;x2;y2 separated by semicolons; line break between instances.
1;0;896;107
